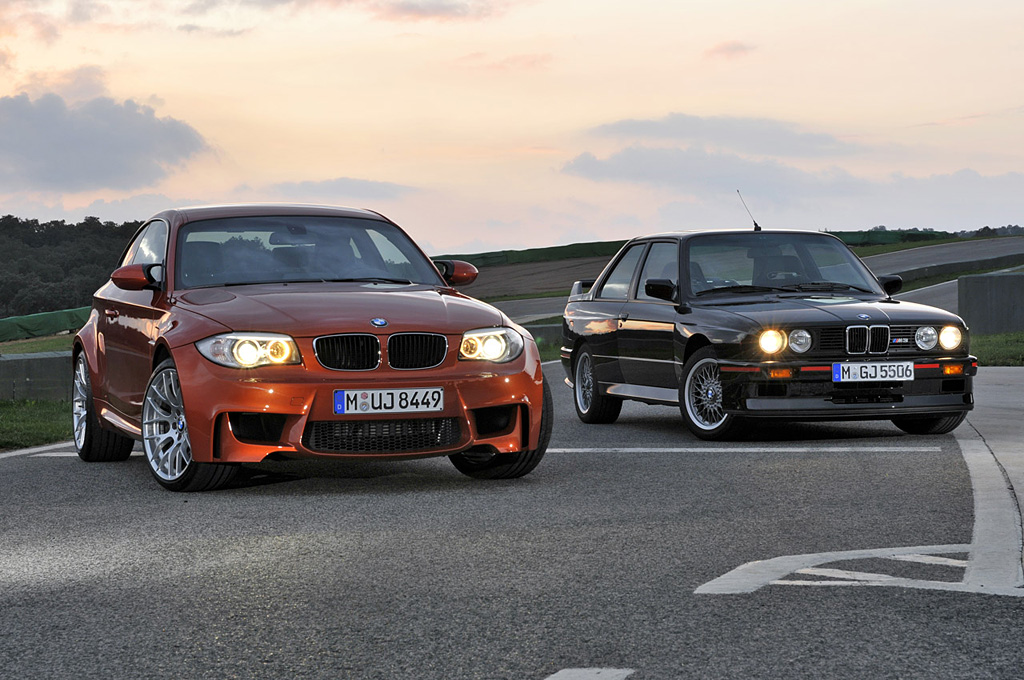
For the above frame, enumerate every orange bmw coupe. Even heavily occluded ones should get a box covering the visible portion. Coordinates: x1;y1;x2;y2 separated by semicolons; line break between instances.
73;204;551;491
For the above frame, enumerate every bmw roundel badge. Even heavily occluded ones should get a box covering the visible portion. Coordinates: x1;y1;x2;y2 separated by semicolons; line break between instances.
857;314;871;320
370;318;388;328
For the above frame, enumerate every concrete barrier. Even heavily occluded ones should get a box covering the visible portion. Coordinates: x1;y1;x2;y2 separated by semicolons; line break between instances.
958;273;1024;335
0;351;72;401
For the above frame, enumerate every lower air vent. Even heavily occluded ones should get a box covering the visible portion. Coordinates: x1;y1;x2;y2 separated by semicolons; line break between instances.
303;418;461;453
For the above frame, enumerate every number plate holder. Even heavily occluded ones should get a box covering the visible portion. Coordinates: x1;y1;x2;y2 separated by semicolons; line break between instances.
832;361;914;382
334;387;445;414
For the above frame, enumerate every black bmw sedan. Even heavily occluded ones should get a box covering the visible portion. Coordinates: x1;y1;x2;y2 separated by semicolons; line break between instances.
560;229;976;440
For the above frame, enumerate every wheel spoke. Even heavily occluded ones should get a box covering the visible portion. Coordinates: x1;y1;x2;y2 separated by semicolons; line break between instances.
143;366;192;482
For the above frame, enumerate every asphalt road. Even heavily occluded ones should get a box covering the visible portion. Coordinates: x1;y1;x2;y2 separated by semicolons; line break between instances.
2;368;1023;679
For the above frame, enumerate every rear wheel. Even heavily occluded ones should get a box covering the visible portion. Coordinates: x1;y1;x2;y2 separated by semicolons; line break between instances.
143;358;238;492
450;377;553;479
573;346;622;424
72;354;134;462
679;346;741;441
892;412;967;435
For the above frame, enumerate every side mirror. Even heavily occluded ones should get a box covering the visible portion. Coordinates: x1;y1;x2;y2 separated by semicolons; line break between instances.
878;274;903;296
110;264;161;291
433;259;479;286
644;278;678;303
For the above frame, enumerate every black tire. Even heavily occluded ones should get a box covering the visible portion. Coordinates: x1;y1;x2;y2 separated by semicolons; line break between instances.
143;358;239;492
450;377;553;479
892;412;967;435
679;346;741;441
72;353;134;462
573;346;622;424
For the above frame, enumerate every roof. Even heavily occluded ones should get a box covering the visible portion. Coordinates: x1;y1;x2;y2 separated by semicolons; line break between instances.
149;203;386;228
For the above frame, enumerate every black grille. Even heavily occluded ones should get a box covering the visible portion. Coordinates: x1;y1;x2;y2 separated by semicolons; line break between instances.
846;325;889;354
889;325;917;352
388;333;448;369
817;328;845;353
315;334;380;370
303;418;461;453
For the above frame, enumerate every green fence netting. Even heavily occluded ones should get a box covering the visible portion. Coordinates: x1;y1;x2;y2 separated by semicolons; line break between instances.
0;307;91;342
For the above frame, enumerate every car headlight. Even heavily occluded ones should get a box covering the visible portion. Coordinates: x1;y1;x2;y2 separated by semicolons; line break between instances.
459;328;524;363
788;329;812;354
758;330;786;354
939;325;963;351
196;333;301;368
915;326;938;350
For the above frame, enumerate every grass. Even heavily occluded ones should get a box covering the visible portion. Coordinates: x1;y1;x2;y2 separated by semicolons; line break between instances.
972;331;1024;367
0;399;73;451
0;333;74;355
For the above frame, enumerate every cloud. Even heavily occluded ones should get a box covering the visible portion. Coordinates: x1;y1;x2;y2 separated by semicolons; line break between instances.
594;113;862;157
0;94;208;192
182;0;509;21
18;65;111;102
705;41;755;59
564;146;865;202
268;176;417;201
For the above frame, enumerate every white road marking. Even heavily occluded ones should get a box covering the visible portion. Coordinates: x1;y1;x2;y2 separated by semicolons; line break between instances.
31;451;80;457
545;670;635;680
889;553;969;567
696;424;1024;597
0;441;75;460
549;447;940;454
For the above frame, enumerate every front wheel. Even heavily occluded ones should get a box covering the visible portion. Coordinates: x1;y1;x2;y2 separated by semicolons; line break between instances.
892;412;967;435
143;358;238;492
450;377;553;479
679;346;741;441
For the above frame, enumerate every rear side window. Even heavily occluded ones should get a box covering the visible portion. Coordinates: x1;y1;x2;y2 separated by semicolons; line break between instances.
596;244;645;300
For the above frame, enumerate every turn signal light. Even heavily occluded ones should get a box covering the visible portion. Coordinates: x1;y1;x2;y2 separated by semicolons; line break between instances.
768;368;793;379
942;364;965;376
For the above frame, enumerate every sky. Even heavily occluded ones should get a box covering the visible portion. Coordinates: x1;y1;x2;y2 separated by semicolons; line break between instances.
1;0;1023;254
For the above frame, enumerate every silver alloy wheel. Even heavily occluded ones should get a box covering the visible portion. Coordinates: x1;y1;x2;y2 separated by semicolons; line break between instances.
575;352;594;414
143;367;192;481
684;357;727;430
72;356;90;450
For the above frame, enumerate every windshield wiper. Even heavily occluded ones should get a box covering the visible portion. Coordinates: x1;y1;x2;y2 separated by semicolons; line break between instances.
778;281;876;294
325;277;414;285
694;284;787;297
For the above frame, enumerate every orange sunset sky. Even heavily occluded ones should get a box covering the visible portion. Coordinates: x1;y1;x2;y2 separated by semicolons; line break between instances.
1;0;1022;253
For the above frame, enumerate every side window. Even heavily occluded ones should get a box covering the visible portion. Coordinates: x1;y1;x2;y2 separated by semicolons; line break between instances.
596;244;645;300
636;242;678;301
123;221;168;267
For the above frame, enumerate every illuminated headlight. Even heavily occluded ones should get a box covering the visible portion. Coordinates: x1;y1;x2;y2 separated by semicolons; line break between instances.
758;330;786;354
788;329;812;354
459;328;524;363
939;325;963;351
196;333;301;368
915;326;938;350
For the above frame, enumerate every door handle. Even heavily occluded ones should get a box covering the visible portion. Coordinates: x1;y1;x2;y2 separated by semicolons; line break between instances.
104;309;119;318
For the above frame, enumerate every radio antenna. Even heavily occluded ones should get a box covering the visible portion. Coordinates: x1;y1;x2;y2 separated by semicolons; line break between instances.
737;189;761;232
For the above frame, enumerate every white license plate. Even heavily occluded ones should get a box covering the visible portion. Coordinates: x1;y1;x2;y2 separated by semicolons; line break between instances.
832;362;914;382
334;387;444;414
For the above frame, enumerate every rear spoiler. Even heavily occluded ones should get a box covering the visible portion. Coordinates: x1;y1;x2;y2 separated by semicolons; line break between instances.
568;279;596;301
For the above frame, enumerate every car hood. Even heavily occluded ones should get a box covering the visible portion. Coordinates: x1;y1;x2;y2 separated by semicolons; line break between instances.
703;295;964;327
175;283;507;336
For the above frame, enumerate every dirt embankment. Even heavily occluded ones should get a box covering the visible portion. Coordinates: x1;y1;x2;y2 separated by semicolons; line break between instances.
456;256;609;299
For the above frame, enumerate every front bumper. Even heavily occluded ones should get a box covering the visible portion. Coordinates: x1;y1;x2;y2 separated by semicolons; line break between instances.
172;341;546;464
718;356;977;419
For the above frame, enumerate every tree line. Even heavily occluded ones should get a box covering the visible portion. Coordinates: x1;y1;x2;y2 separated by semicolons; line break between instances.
0;215;141;319
1;214;1022;319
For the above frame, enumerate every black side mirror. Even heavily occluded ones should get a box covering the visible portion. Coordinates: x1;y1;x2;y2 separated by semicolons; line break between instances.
878;274;903;296
644;278;678;303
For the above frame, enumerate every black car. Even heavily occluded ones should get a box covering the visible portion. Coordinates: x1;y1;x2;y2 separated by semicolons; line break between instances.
560;229;976;440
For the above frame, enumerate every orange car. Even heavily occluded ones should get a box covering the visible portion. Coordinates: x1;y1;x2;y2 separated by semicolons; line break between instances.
73;204;551;491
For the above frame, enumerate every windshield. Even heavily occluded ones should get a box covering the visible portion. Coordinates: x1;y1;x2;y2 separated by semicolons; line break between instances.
686;232;883;297
174;215;443;289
